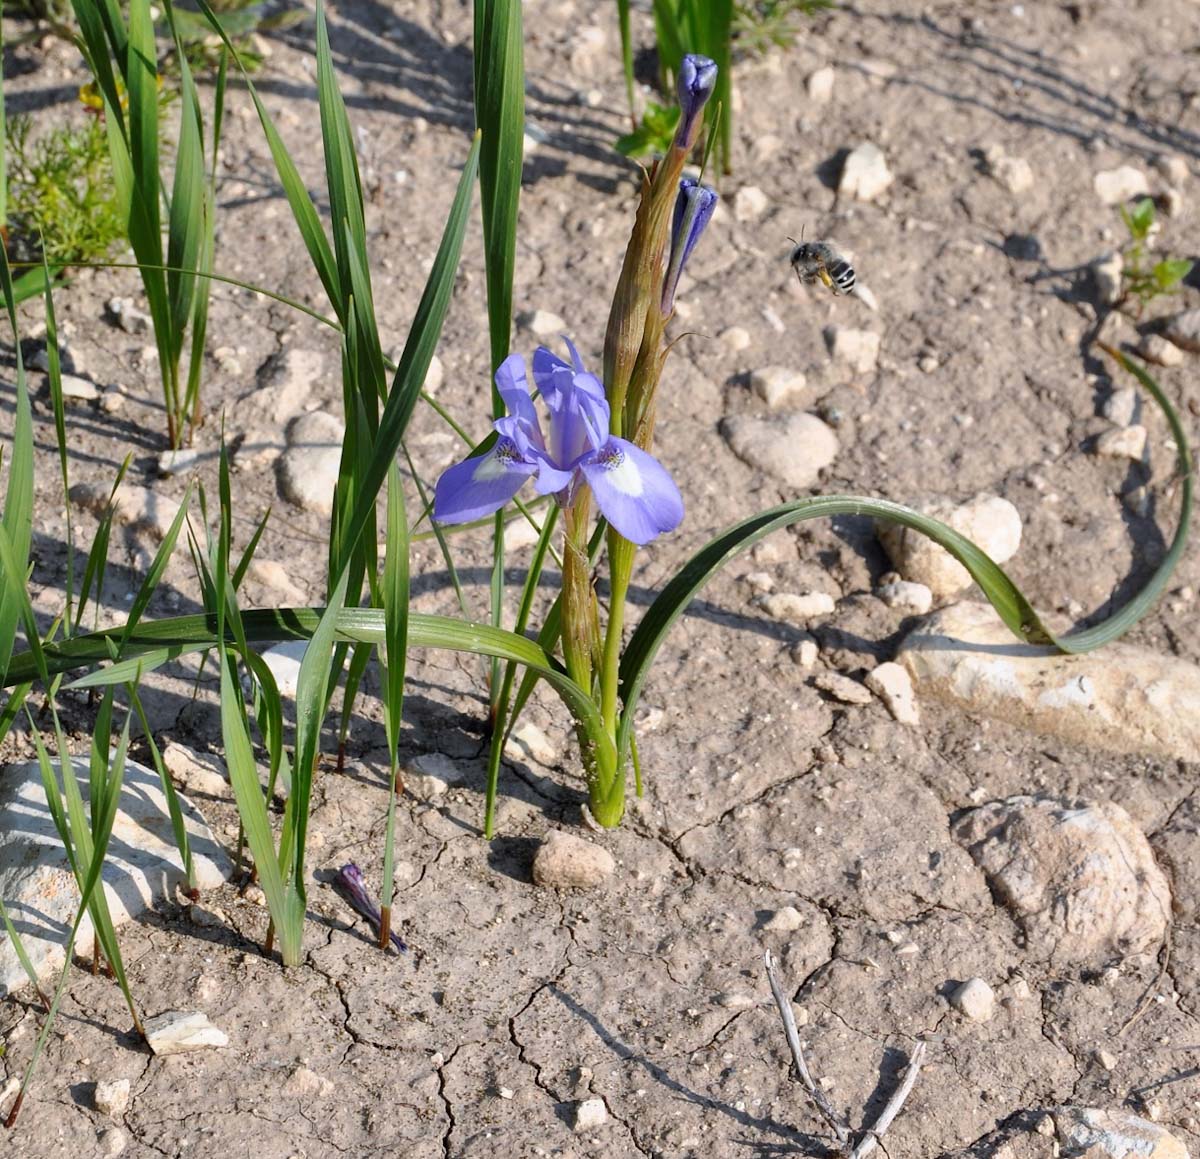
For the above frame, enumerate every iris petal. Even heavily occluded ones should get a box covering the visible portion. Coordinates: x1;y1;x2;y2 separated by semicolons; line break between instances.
580;438;684;545
433;440;537;524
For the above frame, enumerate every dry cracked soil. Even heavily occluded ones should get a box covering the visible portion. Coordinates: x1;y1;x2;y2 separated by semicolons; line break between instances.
1;0;1200;1156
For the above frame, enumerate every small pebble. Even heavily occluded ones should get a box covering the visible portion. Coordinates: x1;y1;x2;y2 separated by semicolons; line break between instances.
865;662;920;725
1094;424;1147;461
876;580;933;614
749;366;808;408
790;636;820;668
719;326;751;352
1162;308;1200;353
825;326;880;374
760;591;836;622
518;309;567;337
1093;165;1150;205
839;142;893;202
1101;386;1139;427
950;977;996;1021
807;66;835;104
144;1010;228;1056
573;1097;609;1131
1135;333;1184;367
812;672;873;705
532;830;615;889
763;906;805;931
94;1078;131;1118
99;1128;127;1157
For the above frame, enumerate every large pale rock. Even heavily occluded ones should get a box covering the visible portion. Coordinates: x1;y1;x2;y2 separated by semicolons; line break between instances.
0;760;230;994
878;494;1022;598
899;601;1200;761
1053;1107;1189;1159
1093;166;1150;206
954;795;1171;966
278;411;345;516
720;412;839;489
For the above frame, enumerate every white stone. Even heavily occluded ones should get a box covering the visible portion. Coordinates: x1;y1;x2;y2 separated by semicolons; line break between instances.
502;515;542;551
246;558;308;604
1163;308;1200;353
94;1077;131;1118
155;447;203;477
917;354;939;374
573;1097;609;1131
144;1010;229;1056
0;760;230;994
1091;251;1124;305
950;977;995;1022
533;830;615;890
839;142;893;202
733;185;769;222
423;353;445;394
750;366;808;408
258;639;309;698
506;720;557;765
1101;386;1139;426
161;743;227;798
902;601;1200;761
1153;153;1189;184
719;326;751;352
720;413;838;489
1136;333;1184;367
1053;1108;1188;1159
813;672;873;705
865;662;920;724
825;326;880;375
1094;424;1147;461
806;66;835;104
279;410;345;516
790;636;820;668
763;906;805;931
1093;165;1150;205
282;1064;335;1098
55;372;100;402
70;481;181;541
404;752;468;799
760;591;836;622
876;580;933;615
245;348;323;424
518;309;567;338
105;297;151;335
995;155;1034;195
99;1128;127;1157
877;494;1022;598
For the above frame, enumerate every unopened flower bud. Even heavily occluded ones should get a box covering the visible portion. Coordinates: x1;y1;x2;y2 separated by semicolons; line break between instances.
662;179;718;314
674;54;718;149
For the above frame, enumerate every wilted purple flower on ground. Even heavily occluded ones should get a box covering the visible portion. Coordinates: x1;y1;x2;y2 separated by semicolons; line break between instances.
675;53;718;148
662;178;718;314
334;863;406;952
433;339;684;545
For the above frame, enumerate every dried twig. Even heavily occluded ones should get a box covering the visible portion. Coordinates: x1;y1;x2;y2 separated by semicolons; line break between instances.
763;949;851;1148
848;1039;927;1159
763;950;927;1158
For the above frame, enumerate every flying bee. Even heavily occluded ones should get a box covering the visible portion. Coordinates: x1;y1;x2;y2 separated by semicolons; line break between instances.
789;238;856;297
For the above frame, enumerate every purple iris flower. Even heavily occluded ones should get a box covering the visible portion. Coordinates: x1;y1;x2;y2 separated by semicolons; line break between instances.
433;339;684;545
334;863;407;952
675;54;718;148
663;178;718;314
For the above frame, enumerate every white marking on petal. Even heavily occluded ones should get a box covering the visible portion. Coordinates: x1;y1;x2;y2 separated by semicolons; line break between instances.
597;446;644;496
473;445;512;482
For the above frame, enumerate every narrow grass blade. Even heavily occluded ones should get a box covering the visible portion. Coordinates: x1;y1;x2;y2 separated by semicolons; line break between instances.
616;0;636;125
379;461;409;944
41;256;76;629
117;484;191;653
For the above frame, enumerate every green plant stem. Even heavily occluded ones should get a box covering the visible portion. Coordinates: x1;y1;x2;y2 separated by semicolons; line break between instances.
561;496;596;694
600;530;634;736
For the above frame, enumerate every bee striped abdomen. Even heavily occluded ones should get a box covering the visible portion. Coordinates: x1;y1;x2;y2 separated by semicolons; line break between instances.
827;258;855;295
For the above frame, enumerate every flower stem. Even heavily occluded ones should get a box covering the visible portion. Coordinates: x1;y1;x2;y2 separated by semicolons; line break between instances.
561;496;596;693
601;530;635;735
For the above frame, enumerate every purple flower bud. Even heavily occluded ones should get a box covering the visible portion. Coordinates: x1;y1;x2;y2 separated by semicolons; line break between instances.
334;863;407;952
662;178;718;314
674;54;718;149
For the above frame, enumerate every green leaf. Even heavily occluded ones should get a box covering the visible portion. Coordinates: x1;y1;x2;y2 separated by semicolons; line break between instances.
1126;196;1155;239
1153;257;1193;290
473;0;525;378
615;103;681;158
